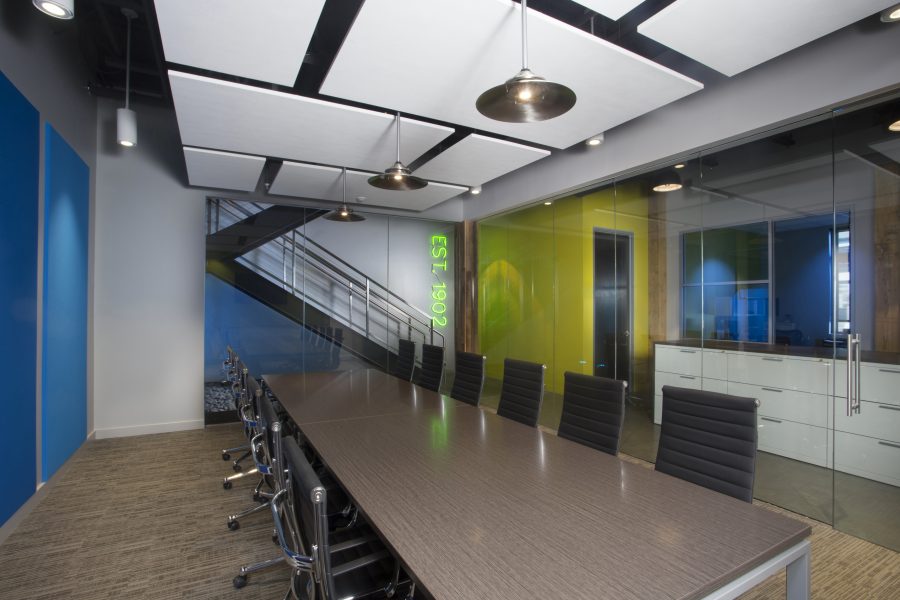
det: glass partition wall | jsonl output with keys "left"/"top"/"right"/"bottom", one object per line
{"left": 477, "top": 93, "right": 900, "bottom": 551}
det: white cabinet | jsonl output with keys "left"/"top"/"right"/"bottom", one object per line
{"left": 727, "top": 353, "right": 829, "bottom": 395}
{"left": 860, "top": 365, "right": 900, "bottom": 407}
{"left": 655, "top": 346, "right": 702, "bottom": 377}
{"left": 757, "top": 416, "right": 830, "bottom": 468}
{"left": 835, "top": 431, "right": 900, "bottom": 487}
{"left": 728, "top": 381, "right": 829, "bottom": 428}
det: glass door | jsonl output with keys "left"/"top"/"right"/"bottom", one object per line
{"left": 832, "top": 96, "right": 900, "bottom": 551}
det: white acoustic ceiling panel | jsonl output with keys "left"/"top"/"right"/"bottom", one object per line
{"left": 571, "top": 1, "right": 646, "bottom": 20}
{"left": 414, "top": 134, "right": 550, "bottom": 186}
{"left": 154, "top": 0, "right": 325, "bottom": 86}
{"left": 638, "top": 0, "right": 894, "bottom": 77}
{"left": 183, "top": 147, "right": 265, "bottom": 192}
{"left": 270, "top": 161, "right": 468, "bottom": 211}
{"left": 169, "top": 72, "right": 454, "bottom": 173}
{"left": 320, "top": 0, "right": 702, "bottom": 150}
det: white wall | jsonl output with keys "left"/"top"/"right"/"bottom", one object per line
{"left": 466, "top": 19, "right": 900, "bottom": 220}
{"left": 92, "top": 98, "right": 206, "bottom": 438}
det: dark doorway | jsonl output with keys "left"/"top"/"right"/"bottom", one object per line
{"left": 594, "top": 230, "right": 631, "bottom": 385}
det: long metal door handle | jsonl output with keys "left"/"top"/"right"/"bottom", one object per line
{"left": 854, "top": 334, "right": 862, "bottom": 415}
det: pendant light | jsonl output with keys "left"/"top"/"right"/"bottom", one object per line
{"left": 33, "top": 0, "right": 74, "bottom": 19}
{"left": 476, "top": 0, "right": 576, "bottom": 123}
{"left": 652, "top": 168, "right": 683, "bottom": 193}
{"left": 117, "top": 8, "right": 138, "bottom": 148}
{"left": 368, "top": 113, "right": 427, "bottom": 191}
{"left": 326, "top": 169, "right": 366, "bottom": 222}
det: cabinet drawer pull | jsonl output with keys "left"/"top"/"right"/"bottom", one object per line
{"left": 878, "top": 404, "right": 900, "bottom": 412}
{"left": 878, "top": 441, "right": 900, "bottom": 450}
{"left": 679, "top": 375, "right": 696, "bottom": 380}
{"left": 762, "top": 357, "right": 783, "bottom": 362}
{"left": 679, "top": 350, "right": 697, "bottom": 354}
{"left": 761, "top": 417, "right": 782, "bottom": 424}
{"left": 761, "top": 387, "right": 782, "bottom": 393}
{"left": 878, "top": 368, "right": 900, "bottom": 374}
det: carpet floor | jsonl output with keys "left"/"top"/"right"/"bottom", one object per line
{"left": 0, "top": 425, "right": 897, "bottom": 599}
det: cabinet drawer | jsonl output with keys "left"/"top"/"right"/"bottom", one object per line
{"left": 729, "top": 382, "right": 828, "bottom": 428}
{"left": 702, "top": 350, "right": 727, "bottom": 377}
{"left": 728, "top": 353, "right": 828, "bottom": 394}
{"left": 835, "top": 401, "right": 900, "bottom": 444}
{"left": 655, "top": 345, "right": 702, "bottom": 376}
{"left": 757, "top": 417, "right": 829, "bottom": 467}
{"left": 655, "top": 371, "right": 702, "bottom": 397}
{"left": 861, "top": 364, "right": 900, "bottom": 406}
{"left": 654, "top": 395, "right": 662, "bottom": 425}
{"left": 702, "top": 378, "right": 728, "bottom": 394}
{"left": 835, "top": 431, "right": 900, "bottom": 487}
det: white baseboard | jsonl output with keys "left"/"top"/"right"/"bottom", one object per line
{"left": 94, "top": 419, "right": 204, "bottom": 439}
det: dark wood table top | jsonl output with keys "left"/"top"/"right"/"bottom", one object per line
{"left": 264, "top": 369, "right": 811, "bottom": 600}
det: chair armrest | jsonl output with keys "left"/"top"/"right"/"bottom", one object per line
{"left": 249, "top": 433, "right": 270, "bottom": 474}
{"left": 270, "top": 490, "right": 315, "bottom": 572}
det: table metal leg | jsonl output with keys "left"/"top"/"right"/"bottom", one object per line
{"left": 785, "top": 543, "right": 810, "bottom": 600}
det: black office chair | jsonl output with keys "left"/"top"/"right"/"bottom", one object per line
{"left": 415, "top": 344, "right": 444, "bottom": 392}
{"left": 557, "top": 372, "right": 626, "bottom": 456}
{"left": 655, "top": 385, "right": 759, "bottom": 503}
{"left": 391, "top": 339, "right": 416, "bottom": 381}
{"left": 269, "top": 436, "right": 414, "bottom": 600}
{"left": 496, "top": 359, "right": 545, "bottom": 428}
{"left": 450, "top": 351, "right": 486, "bottom": 406}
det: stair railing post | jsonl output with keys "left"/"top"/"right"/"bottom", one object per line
{"left": 365, "top": 280, "right": 370, "bottom": 338}
{"left": 348, "top": 281, "right": 353, "bottom": 327}
{"left": 291, "top": 230, "right": 296, "bottom": 293}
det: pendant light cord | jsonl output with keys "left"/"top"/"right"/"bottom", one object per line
{"left": 395, "top": 113, "right": 401, "bottom": 163}
{"left": 125, "top": 12, "right": 132, "bottom": 110}
{"left": 521, "top": 0, "right": 529, "bottom": 71}
{"left": 342, "top": 167, "right": 347, "bottom": 203}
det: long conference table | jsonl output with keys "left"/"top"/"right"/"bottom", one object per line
{"left": 263, "top": 369, "right": 812, "bottom": 600}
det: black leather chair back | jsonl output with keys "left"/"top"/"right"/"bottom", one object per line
{"left": 558, "top": 372, "right": 625, "bottom": 455}
{"left": 656, "top": 385, "right": 758, "bottom": 503}
{"left": 450, "top": 351, "right": 486, "bottom": 406}
{"left": 391, "top": 339, "right": 416, "bottom": 381}
{"left": 497, "top": 359, "right": 545, "bottom": 427}
{"left": 415, "top": 344, "right": 444, "bottom": 392}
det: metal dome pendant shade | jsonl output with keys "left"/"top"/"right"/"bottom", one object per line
{"left": 325, "top": 168, "right": 366, "bottom": 222}
{"left": 476, "top": 0, "right": 576, "bottom": 123}
{"left": 368, "top": 113, "right": 428, "bottom": 191}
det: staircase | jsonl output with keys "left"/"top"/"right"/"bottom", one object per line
{"left": 206, "top": 199, "right": 443, "bottom": 372}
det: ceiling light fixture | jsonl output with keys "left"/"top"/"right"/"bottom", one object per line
{"left": 117, "top": 8, "right": 138, "bottom": 148}
{"left": 674, "top": 163, "right": 685, "bottom": 169}
{"left": 326, "top": 168, "right": 366, "bottom": 222}
{"left": 652, "top": 169, "right": 683, "bottom": 193}
{"left": 476, "top": 0, "right": 576, "bottom": 123}
{"left": 543, "top": 201, "right": 552, "bottom": 206}
{"left": 880, "top": 4, "right": 900, "bottom": 22}
{"left": 469, "top": 186, "right": 482, "bottom": 195}
{"left": 586, "top": 133, "right": 604, "bottom": 147}
{"left": 33, "top": 0, "right": 74, "bottom": 19}
{"left": 368, "top": 113, "right": 427, "bottom": 191}
{"left": 889, "top": 118, "right": 900, "bottom": 132}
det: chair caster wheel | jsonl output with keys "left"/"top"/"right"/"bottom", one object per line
{"left": 272, "top": 534, "right": 279, "bottom": 544}
{"left": 228, "top": 519, "right": 240, "bottom": 531}
{"left": 253, "top": 491, "right": 265, "bottom": 503}
{"left": 233, "top": 575, "right": 247, "bottom": 589}
{"left": 222, "top": 453, "right": 231, "bottom": 461}
{"left": 232, "top": 463, "right": 243, "bottom": 472}
{"left": 223, "top": 480, "right": 232, "bottom": 490}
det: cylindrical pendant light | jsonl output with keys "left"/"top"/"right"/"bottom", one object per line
{"left": 117, "top": 8, "right": 138, "bottom": 148}
{"left": 368, "top": 113, "right": 428, "bottom": 191}
{"left": 33, "top": 0, "right": 74, "bottom": 19}
{"left": 476, "top": 0, "right": 576, "bottom": 123}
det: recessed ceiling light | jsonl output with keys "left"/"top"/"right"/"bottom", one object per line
{"left": 674, "top": 163, "right": 685, "bottom": 169}
{"left": 470, "top": 186, "right": 482, "bottom": 195}
{"left": 586, "top": 133, "right": 604, "bottom": 147}
{"left": 889, "top": 118, "right": 900, "bottom": 132}
{"left": 34, "top": 0, "right": 73, "bottom": 19}
{"left": 880, "top": 4, "right": 900, "bottom": 22}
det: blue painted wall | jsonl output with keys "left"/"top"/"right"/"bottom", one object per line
{"left": 0, "top": 72, "right": 40, "bottom": 525}
{"left": 204, "top": 274, "right": 348, "bottom": 382}
{"left": 42, "top": 125, "right": 89, "bottom": 480}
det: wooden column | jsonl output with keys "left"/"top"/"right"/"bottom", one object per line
{"left": 455, "top": 220, "right": 479, "bottom": 352}
{"left": 647, "top": 194, "right": 668, "bottom": 345}
{"left": 874, "top": 171, "right": 900, "bottom": 353}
